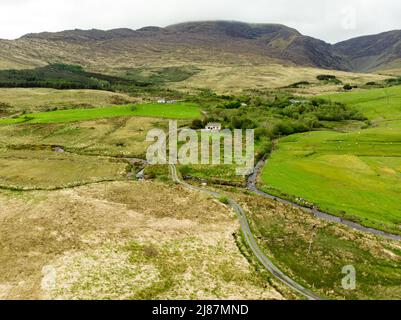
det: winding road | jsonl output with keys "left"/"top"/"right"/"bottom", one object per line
{"left": 169, "top": 164, "right": 324, "bottom": 301}
{"left": 248, "top": 156, "right": 401, "bottom": 242}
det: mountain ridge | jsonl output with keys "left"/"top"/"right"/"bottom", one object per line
{"left": 1, "top": 21, "right": 401, "bottom": 73}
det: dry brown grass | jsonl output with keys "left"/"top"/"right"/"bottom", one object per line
{"left": 0, "top": 37, "right": 388, "bottom": 96}
{"left": 0, "top": 119, "right": 117, "bottom": 149}
{"left": 0, "top": 116, "right": 168, "bottom": 158}
{"left": 170, "top": 63, "right": 389, "bottom": 94}
{"left": 0, "top": 181, "right": 284, "bottom": 300}
{"left": 377, "top": 67, "right": 401, "bottom": 76}
{"left": 0, "top": 88, "right": 136, "bottom": 113}
{"left": 82, "top": 117, "right": 170, "bottom": 157}
{"left": 0, "top": 37, "right": 279, "bottom": 73}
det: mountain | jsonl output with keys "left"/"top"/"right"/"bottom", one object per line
{"left": 1, "top": 21, "right": 401, "bottom": 74}
{"left": 164, "top": 21, "right": 346, "bottom": 70}
{"left": 333, "top": 30, "right": 401, "bottom": 72}
{"left": 0, "top": 21, "right": 348, "bottom": 72}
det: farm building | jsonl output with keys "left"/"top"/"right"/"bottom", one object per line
{"left": 205, "top": 122, "right": 222, "bottom": 132}
{"left": 157, "top": 98, "right": 178, "bottom": 104}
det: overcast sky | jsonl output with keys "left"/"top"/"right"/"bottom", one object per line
{"left": 0, "top": 0, "right": 400, "bottom": 43}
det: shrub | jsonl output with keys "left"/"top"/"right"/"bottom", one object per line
{"left": 272, "top": 120, "right": 312, "bottom": 137}
{"left": 230, "top": 116, "right": 256, "bottom": 129}
{"left": 301, "top": 114, "right": 320, "bottom": 129}
{"left": 254, "top": 127, "right": 270, "bottom": 140}
{"left": 385, "top": 77, "right": 401, "bottom": 84}
{"left": 317, "top": 75, "right": 337, "bottom": 81}
{"left": 190, "top": 119, "right": 204, "bottom": 129}
{"left": 287, "top": 81, "right": 310, "bottom": 88}
{"left": 317, "top": 75, "right": 342, "bottom": 84}
{"left": 223, "top": 101, "right": 242, "bottom": 109}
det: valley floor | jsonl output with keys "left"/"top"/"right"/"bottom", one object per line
{"left": 0, "top": 181, "right": 286, "bottom": 300}
{"left": 0, "top": 83, "right": 401, "bottom": 300}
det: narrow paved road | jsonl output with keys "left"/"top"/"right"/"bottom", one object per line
{"left": 248, "top": 157, "right": 401, "bottom": 242}
{"left": 169, "top": 164, "right": 324, "bottom": 301}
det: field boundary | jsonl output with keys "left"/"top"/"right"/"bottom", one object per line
{"left": 169, "top": 163, "right": 324, "bottom": 300}
{"left": 248, "top": 154, "right": 401, "bottom": 241}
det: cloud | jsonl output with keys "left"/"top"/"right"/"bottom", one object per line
{"left": 0, "top": 0, "right": 400, "bottom": 42}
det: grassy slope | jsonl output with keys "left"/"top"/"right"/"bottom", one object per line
{"left": 0, "top": 117, "right": 169, "bottom": 189}
{"left": 0, "top": 97, "right": 197, "bottom": 189}
{"left": 0, "top": 37, "right": 388, "bottom": 95}
{"left": 0, "top": 88, "right": 135, "bottom": 112}
{"left": 170, "top": 64, "right": 388, "bottom": 94}
{"left": 261, "top": 85, "right": 401, "bottom": 233}
{"left": 323, "top": 85, "right": 401, "bottom": 121}
{"left": 0, "top": 103, "right": 200, "bottom": 124}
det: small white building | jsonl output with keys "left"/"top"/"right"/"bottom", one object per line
{"left": 157, "top": 98, "right": 177, "bottom": 104}
{"left": 290, "top": 99, "right": 308, "bottom": 105}
{"left": 205, "top": 122, "right": 222, "bottom": 132}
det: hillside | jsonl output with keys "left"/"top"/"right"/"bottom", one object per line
{"left": 0, "top": 21, "right": 347, "bottom": 72}
{"left": 164, "top": 21, "right": 347, "bottom": 70}
{"left": 0, "top": 21, "right": 400, "bottom": 93}
{"left": 333, "top": 30, "right": 401, "bottom": 72}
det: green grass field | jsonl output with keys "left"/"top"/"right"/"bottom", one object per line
{"left": 260, "top": 85, "right": 401, "bottom": 234}
{"left": 322, "top": 85, "right": 401, "bottom": 121}
{"left": 0, "top": 102, "right": 200, "bottom": 125}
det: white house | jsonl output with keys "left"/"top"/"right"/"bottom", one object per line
{"left": 157, "top": 98, "right": 177, "bottom": 104}
{"left": 205, "top": 122, "right": 222, "bottom": 132}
